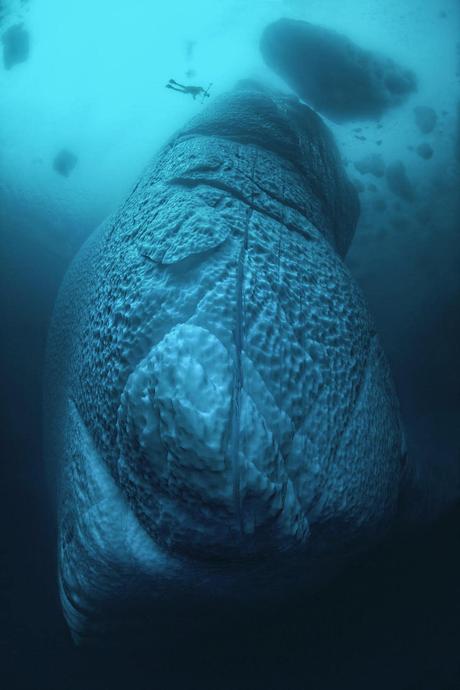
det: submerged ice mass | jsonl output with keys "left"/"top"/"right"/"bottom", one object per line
{"left": 260, "top": 18, "right": 417, "bottom": 123}
{"left": 53, "top": 149, "right": 78, "bottom": 177}
{"left": 2, "top": 22, "right": 29, "bottom": 69}
{"left": 45, "top": 83, "right": 406, "bottom": 642}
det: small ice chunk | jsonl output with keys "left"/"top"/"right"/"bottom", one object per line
{"left": 416, "top": 143, "right": 434, "bottom": 160}
{"left": 386, "top": 161, "right": 415, "bottom": 202}
{"left": 53, "top": 149, "right": 78, "bottom": 177}
{"left": 413, "top": 106, "right": 437, "bottom": 134}
{"left": 2, "top": 23, "right": 29, "bottom": 70}
{"left": 354, "top": 153, "right": 385, "bottom": 178}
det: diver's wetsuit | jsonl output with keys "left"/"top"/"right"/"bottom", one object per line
{"left": 166, "top": 79, "right": 210, "bottom": 100}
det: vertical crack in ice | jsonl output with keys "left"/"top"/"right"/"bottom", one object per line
{"left": 275, "top": 177, "right": 285, "bottom": 487}
{"left": 229, "top": 149, "right": 258, "bottom": 533}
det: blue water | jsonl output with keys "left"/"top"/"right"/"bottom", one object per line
{"left": 1, "top": 0, "right": 459, "bottom": 687}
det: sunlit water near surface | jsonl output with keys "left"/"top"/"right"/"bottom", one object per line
{"left": 1, "top": 0, "right": 459, "bottom": 687}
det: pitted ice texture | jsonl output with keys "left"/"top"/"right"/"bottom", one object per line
{"left": 118, "top": 323, "right": 310, "bottom": 560}
{"left": 45, "top": 86, "right": 404, "bottom": 642}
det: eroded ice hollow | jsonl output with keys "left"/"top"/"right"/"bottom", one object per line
{"left": 45, "top": 83, "right": 405, "bottom": 643}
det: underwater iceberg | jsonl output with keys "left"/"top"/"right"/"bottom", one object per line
{"left": 46, "top": 83, "right": 405, "bottom": 643}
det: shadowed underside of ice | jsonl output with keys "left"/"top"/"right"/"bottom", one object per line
{"left": 260, "top": 18, "right": 417, "bottom": 123}
{"left": 45, "top": 83, "right": 405, "bottom": 643}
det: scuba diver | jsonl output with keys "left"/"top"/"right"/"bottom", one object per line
{"left": 166, "top": 78, "right": 212, "bottom": 103}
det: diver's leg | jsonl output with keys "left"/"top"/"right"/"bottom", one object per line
{"left": 166, "top": 84, "right": 186, "bottom": 93}
{"left": 168, "top": 79, "right": 187, "bottom": 91}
